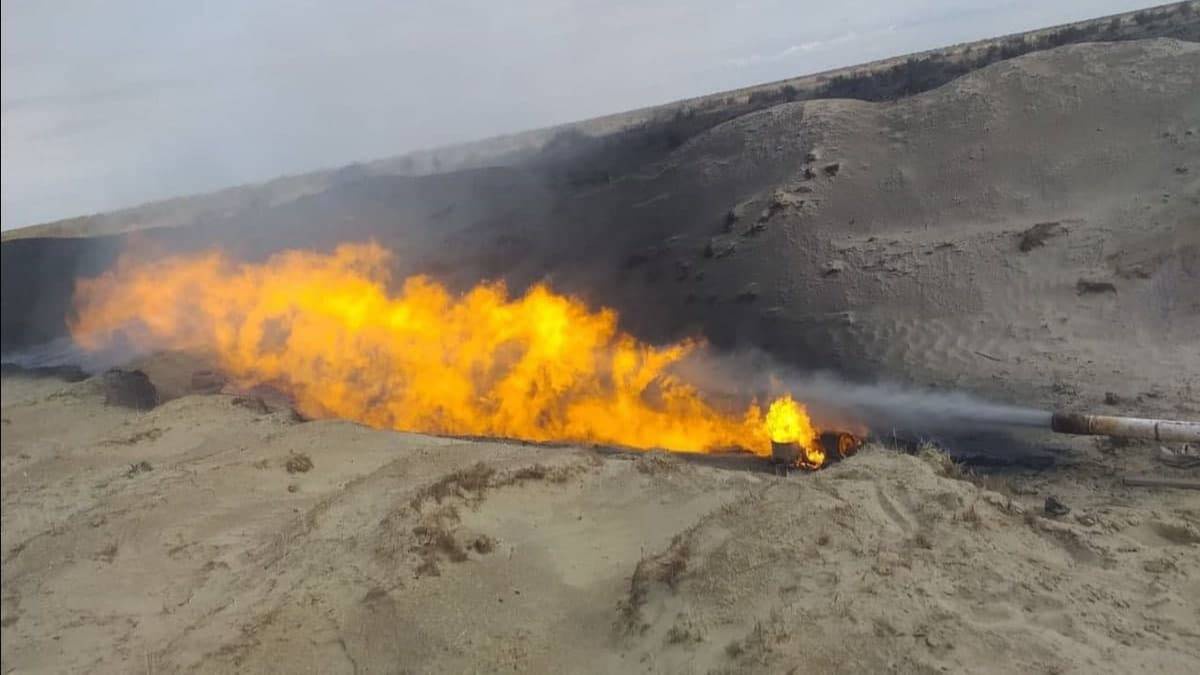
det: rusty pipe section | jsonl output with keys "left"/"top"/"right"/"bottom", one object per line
{"left": 1051, "top": 412, "right": 1200, "bottom": 443}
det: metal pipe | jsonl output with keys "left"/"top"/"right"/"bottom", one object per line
{"left": 1050, "top": 412, "right": 1200, "bottom": 443}
{"left": 771, "top": 432, "right": 862, "bottom": 470}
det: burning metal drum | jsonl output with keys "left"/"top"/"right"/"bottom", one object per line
{"left": 771, "top": 431, "right": 863, "bottom": 471}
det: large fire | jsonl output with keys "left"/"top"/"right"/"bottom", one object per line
{"left": 70, "top": 242, "right": 829, "bottom": 464}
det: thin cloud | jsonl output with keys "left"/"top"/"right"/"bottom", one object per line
{"left": 724, "top": 30, "right": 872, "bottom": 68}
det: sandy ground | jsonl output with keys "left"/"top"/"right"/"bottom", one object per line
{"left": 2, "top": 38, "right": 1199, "bottom": 674}
{"left": 2, "top": 363, "right": 1199, "bottom": 674}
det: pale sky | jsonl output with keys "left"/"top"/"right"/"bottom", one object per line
{"left": 1, "top": 0, "right": 1153, "bottom": 229}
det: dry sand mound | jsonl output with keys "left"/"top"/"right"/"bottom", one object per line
{"left": 3, "top": 372, "right": 1198, "bottom": 674}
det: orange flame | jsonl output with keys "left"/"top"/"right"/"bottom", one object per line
{"left": 765, "top": 395, "right": 826, "bottom": 468}
{"left": 70, "top": 242, "right": 826, "bottom": 458}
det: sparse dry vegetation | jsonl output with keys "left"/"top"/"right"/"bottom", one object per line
{"left": 634, "top": 452, "right": 684, "bottom": 475}
{"left": 414, "top": 523, "right": 468, "bottom": 562}
{"left": 94, "top": 542, "right": 119, "bottom": 563}
{"left": 972, "top": 473, "right": 1016, "bottom": 496}
{"left": 618, "top": 530, "right": 695, "bottom": 634}
{"left": 284, "top": 453, "right": 313, "bottom": 474}
{"left": 496, "top": 462, "right": 581, "bottom": 486}
{"left": 917, "top": 442, "right": 965, "bottom": 479}
{"left": 957, "top": 502, "right": 985, "bottom": 529}
{"left": 1018, "top": 221, "right": 1066, "bottom": 252}
{"left": 725, "top": 615, "right": 789, "bottom": 664}
{"left": 917, "top": 443, "right": 1022, "bottom": 499}
{"left": 232, "top": 396, "right": 271, "bottom": 414}
{"left": 665, "top": 617, "right": 704, "bottom": 645}
{"left": 470, "top": 534, "right": 496, "bottom": 554}
{"left": 402, "top": 461, "right": 588, "bottom": 576}
{"left": 410, "top": 462, "right": 496, "bottom": 510}
{"left": 126, "top": 461, "right": 153, "bottom": 478}
{"left": 409, "top": 502, "right": 470, "bottom": 577}
{"left": 411, "top": 460, "right": 586, "bottom": 513}
{"left": 104, "top": 427, "right": 164, "bottom": 446}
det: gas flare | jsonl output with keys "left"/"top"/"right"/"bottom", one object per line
{"left": 765, "top": 394, "right": 826, "bottom": 468}
{"left": 70, "top": 242, "right": 826, "bottom": 461}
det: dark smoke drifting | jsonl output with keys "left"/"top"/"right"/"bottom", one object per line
{"left": 776, "top": 371, "right": 1051, "bottom": 433}
{"left": 1, "top": 336, "right": 134, "bottom": 374}
{"left": 675, "top": 348, "right": 1051, "bottom": 436}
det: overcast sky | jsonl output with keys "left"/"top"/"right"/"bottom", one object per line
{"left": 1, "top": 0, "right": 1153, "bottom": 229}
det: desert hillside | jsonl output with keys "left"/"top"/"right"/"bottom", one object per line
{"left": 4, "top": 39, "right": 1197, "bottom": 414}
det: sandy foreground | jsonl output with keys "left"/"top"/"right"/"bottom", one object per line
{"left": 2, "top": 361, "right": 1198, "bottom": 674}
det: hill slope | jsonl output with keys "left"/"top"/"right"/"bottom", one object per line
{"left": 4, "top": 39, "right": 1197, "bottom": 416}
